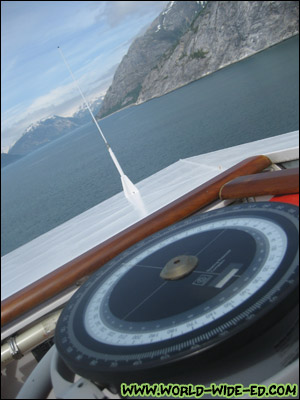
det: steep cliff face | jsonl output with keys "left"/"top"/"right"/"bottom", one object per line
{"left": 97, "top": 1, "right": 207, "bottom": 118}
{"left": 97, "top": 1, "right": 299, "bottom": 119}
{"left": 137, "top": 1, "right": 299, "bottom": 103}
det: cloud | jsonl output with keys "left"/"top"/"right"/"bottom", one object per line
{"left": 1, "top": 65, "right": 116, "bottom": 151}
{"left": 1, "top": 1, "right": 168, "bottom": 151}
{"left": 1, "top": 1, "right": 103, "bottom": 51}
{"left": 27, "top": 82, "right": 77, "bottom": 114}
{"left": 100, "top": 1, "right": 168, "bottom": 27}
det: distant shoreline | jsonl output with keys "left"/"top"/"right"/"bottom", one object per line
{"left": 98, "top": 34, "right": 299, "bottom": 121}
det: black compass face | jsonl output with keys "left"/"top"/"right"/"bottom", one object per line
{"left": 55, "top": 202, "right": 299, "bottom": 385}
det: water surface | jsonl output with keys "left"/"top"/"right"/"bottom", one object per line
{"left": 1, "top": 36, "right": 299, "bottom": 255}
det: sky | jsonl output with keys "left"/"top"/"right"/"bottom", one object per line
{"left": 1, "top": 1, "right": 168, "bottom": 152}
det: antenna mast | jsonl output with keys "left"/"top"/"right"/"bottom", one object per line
{"left": 57, "top": 46, "right": 139, "bottom": 199}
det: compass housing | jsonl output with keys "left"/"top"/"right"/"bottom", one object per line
{"left": 55, "top": 202, "right": 299, "bottom": 387}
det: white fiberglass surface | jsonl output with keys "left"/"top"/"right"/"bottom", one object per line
{"left": 1, "top": 131, "right": 298, "bottom": 301}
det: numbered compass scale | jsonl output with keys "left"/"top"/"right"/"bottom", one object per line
{"left": 55, "top": 201, "right": 299, "bottom": 387}
{"left": 2, "top": 156, "right": 298, "bottom": 327}
{"left": 1, "top": 148, "right": 299, "bottom": 400}
{"left": 1, "top": 156, "right": 298, "bottom": 380}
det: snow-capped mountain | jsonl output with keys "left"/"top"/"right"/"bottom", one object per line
{"left": 8, "top": 97, "right": 103, "bottom": 156}
{"left": 8, "top": 116, "right": 80, "bottom": 156}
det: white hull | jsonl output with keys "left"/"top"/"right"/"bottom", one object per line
{"left": 1, "top": 131, "right": 299, "bottom": 399}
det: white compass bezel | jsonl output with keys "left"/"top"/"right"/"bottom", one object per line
{"left": 84, "top": 217, "right": 287, "bottom": 346}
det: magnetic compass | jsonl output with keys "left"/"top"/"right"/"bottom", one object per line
{"left": 55, "top": 202, "right": 299, "bottom": 386}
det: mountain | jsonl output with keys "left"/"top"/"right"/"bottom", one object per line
{"left": 96, "top": 1, "right": 299, "bottom": 119}
{"left": 8, "top": 116, "right": 79, "bottom": 156}
{"left": 1, "top": 153, "right": 23, "bottom": 169}
{"left": 97, "top": 1, "right": 207, "bottom": 118}
{"left": 8, "top": 97, "right": 103, "bottom": 156}
{"left": 71, "top": 96, "right": 103, "bottom": 125}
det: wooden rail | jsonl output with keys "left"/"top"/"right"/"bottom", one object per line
{"left": 1, "top": 155, "right": 271, "bottom": 326}
{"left": 219, "top": 167, "right": 299, "bottom": 199}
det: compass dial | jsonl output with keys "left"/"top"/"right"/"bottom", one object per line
{"left": 55, "top": 202, "right": 298, "bottom": 385}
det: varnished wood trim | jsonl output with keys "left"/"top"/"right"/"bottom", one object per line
{"left": 1, "top": 155, "right": 271, "bottom": 326}
{"left": 219, "top": 167, "right": 299, "bottom": 199}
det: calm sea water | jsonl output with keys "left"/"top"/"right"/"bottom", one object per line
{"left": 1, "top": 36, "right": 299, "bottom": 256}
